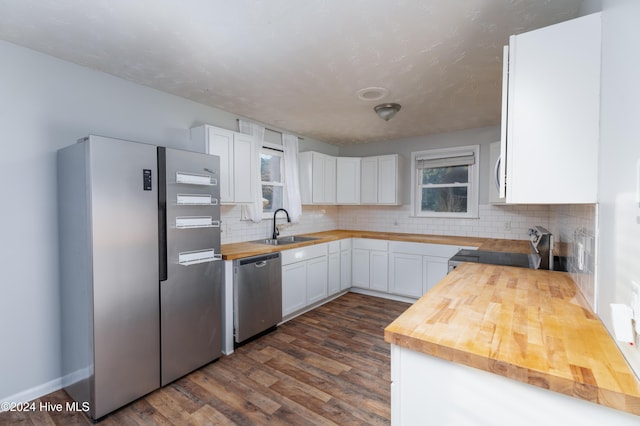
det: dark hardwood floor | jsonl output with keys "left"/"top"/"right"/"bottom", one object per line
{"left": 0, "top": 293, "right": 410, "bottom": 425}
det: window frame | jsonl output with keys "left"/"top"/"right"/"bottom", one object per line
{"left": 410, "top": 145, "right": 480, "bottom": 219}
{"left": 259, "top": 142, "right": 285, "bottom": 217}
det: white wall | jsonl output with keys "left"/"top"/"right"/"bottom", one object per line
{"left": 598, "top": 0, "right": 640, "bottom": 376}
{"left": 0, "top": 40, "right": 336, "bottom": 403}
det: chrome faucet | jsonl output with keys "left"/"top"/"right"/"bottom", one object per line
{"left": 272, "top": 208, "right": 291, "bottom": 240}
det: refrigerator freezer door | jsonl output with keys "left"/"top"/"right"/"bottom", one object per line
{"left": 88, "top": 136, "right": 161, "bottom": 419}
{"left": 160, "top": 147, "right": 222, "bottom": 386}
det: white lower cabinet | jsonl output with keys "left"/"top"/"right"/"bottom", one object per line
{"left": 352, "top": 239, "right": 389, "bottom": 291}
{"left": 370, "top": 251, "right": 389, "bottom": 292}
{"left": 282, "top": 262, "right": 308, "bottom": 317}
{"left": 328, "top": 241, "right": 341, "bottom": 296}
{"left": 388, "top": 241, "right": 475, "bottom": 298}
{"left": 391, "top": 344, "right": 639, "bottom": 426}
{"left": 389, "top": 253, "right": 423, "bottom": 298}
{"left": 340, "top": 239, "right": 352, "bottom": 290}
{"left": 281, "top": 238, "right": 474, "bottom": 318}
{"left": 306, "top": 256, "right": 328, "bottom": 304}
{"left": 281, "top": 243, "right": 328, "bottom": 318}
{"left": 352, "top": 248, "right": 370, "bottom": 288}
{"left": 423, "top": 257, "right": 449, "bottom": 293}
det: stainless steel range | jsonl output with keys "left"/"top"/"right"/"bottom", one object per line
{"left": 448, "top": 226, "right": 556, "bottom": 272}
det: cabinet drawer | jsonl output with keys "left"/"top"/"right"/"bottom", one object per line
{"left": 281, "top": 243, "right": 328, "bottom": 265}
{"left": 389, "top": 241, "right": 475, "bottom": 258}
{"left": 340, "top": 238, "right": 352, "bottom": 251}
{"left": 353, "top": 238, "right": 388, "bottom": 251}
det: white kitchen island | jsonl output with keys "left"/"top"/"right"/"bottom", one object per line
{"left": 385, "top": 263, "right": 640, "bottom": 424}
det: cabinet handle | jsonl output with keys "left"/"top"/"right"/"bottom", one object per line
{"left": 494, "top": 156, "right": 502, "bottom": 192}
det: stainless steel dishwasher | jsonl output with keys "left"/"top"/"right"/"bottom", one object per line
{"left": 233, "top": 252, "right": 282, "bottom": 344}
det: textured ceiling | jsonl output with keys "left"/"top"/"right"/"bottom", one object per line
{"left": 0, "top": 0, "right": 583, "bottom": 144}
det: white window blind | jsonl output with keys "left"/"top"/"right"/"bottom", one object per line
{"left": 416, "top": 151, "right": 475, "bottom": 169}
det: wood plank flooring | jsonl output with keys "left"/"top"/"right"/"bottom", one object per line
{"left": 0, "top": 293, "right": 410, "bottom": 425}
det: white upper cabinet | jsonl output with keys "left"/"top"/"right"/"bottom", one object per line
{"left": 299, "top": 152, "right": 400, "bottom": 206}
{"left": 360, "top": 157, "right": 378, "bottom": 204}
{"left": 190, "top": 124, "right": 256, "bottom": 204}
{"left": 361, "top": 154, "right": 401, "bottom": 205}
{"left": 299, "top": 151, "right": 336, "bottom": 205}
{"left": 336, "top": 157, "right": 361, "bottom": 204}
{"left": 500, "top": 13, "right": 601, "bottom": 204}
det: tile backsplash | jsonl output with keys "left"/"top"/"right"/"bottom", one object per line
{"left": 338, "top": 204, "right": 551, "bottom": 240}
{"left": 548, "top": 204, "right": 597, "bottom": 311}
{"left": 221, "top": 201, "right": 598, "bottom": 311}
{"left": 220, "top": 204, "right": 339, "bottom": 244}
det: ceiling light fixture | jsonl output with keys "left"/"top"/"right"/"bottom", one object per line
{"left": 374, "top": 103, "right": 401, "bottom": 121}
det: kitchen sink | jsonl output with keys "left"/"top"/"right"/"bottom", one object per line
{"left": 253, "top": 235, "right": 320, "bottom": 246}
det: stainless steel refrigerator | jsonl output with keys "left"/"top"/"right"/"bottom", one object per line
{"left": 58, "top": 135, "right": 222, "bottom": 420}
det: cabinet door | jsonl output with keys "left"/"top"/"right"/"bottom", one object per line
{"left": 336, "top": 157, "right": 361, "bottom": 204}
{"left": 328, "top": 252, "right": 340, "bottom": 296}
{"left": 378, "top": 155, "right": 398, "bottom": 204}
{"left": 369, "top": 250, "right": 388, "bottom": 292}
{"left": 423, "top": 257, "right": 449, "bottom": 294}
{"left": 505, "top": 13, "right": 600, "bottom": 203}
{"left": 323, "top": 155, "right": 336, "bottom": 204}
{"left": 352, "top": 248, "right": 370, "bottom": 288}
{"left": 232, "top": 133, "right": 255, "bottom": 204}
{"left": 310, "top": 153, "right": 336, "bottom": 204}
{"left": 360, "top": 157, "right": 378, "bottom": 204}
{"left": 298, "top": 152, "right": 313, "bottom": 205}
{"left": 340, "top": 250, "right": 351, "bottom": 290}
{"left": 307, "top": 256, "right": 328, "bottom": 304}
{"left": 282, "top": 262, "right": 307, "bottom": 317}
{"left": 206, "top": 127, "right": 234, "bottom": 203}
{"left": 389, "top": 253, "right": 423, "bottom": 298}
{"left": 340, "top": 249, "right": 351, "bottom": 290}
{"left": 311, "top": 153, "right": 325, "bottom": 204}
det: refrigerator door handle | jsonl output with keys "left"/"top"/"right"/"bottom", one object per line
{"left": 158, "top": 147, "right": 168, "bottom": 281}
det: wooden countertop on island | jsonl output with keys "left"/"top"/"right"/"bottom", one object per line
{"left": 221, "top": 230, "right": 531, "bottom": 260}
{"left": 384, "top": 262, "right": 640, "bottom": 416}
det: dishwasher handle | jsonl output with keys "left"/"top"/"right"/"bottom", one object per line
{"left": 237, "top": 252, "right": 281, "bottom": 266}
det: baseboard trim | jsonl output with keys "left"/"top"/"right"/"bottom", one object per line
{"left": 0, "top": 367, "right": 93, "bottom": 412}
{"left": 348, "top": 288, "right": 418, "bottom": 304}
{"left": 1, "top": 377, "right": 63, "bottom": 411}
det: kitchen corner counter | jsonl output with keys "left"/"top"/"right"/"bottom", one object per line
{"left": 221, "top": 230, "right": 531, "bottom": 260}
{"left": 384, "top": 262, "right": 640, "bottom": 416}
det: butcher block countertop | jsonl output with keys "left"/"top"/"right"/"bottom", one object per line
{"left": 221, "top": 230, "right": 531, "bottom": 260}
{"left": 384, "top": 262, "right": 640, "bottom": 416}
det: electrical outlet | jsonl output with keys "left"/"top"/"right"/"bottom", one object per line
{"left": 504, "top": 221, "right": 511, "bottom": 231}
{"left": 632, "top": 280, "right": 640, "bottom": 334}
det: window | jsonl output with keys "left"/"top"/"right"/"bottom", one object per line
{"left": 411, "top": 145, "right": 479, "bottom": 218}
{"left": 260, "top": 145, "right": 284, "bottom": 214}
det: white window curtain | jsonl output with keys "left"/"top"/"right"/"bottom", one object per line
{"left": 238, "top": 119, "right": 265, "bottom": 223}
{"left": 282, "top": 133, "right": 302, "bottom": 223}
